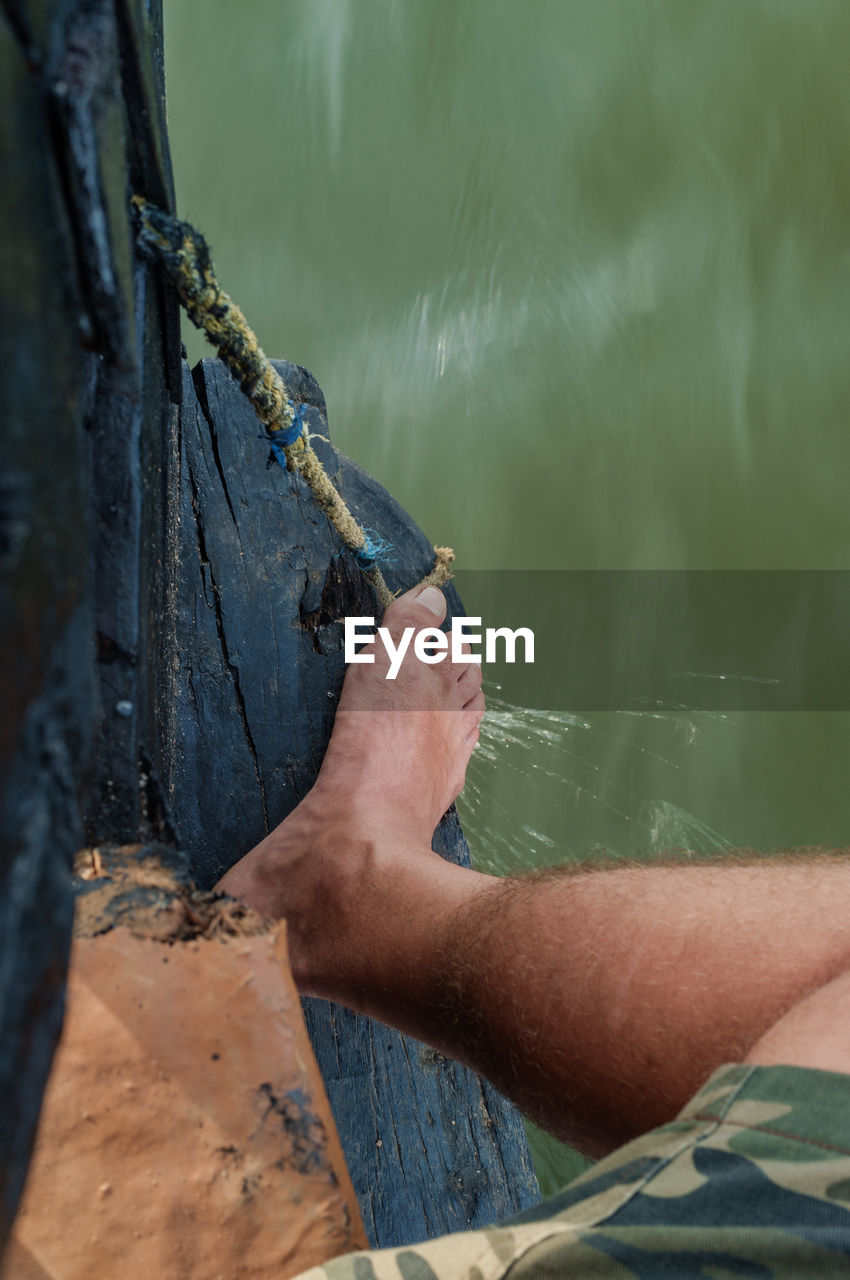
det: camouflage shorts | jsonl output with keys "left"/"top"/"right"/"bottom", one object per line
{"left": 298, "top": 1063, "right": 850, "bottom": 1279}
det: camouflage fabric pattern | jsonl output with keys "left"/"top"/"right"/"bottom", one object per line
{"left": 296, "top": 1064, "right": 850, "bottom": 1279}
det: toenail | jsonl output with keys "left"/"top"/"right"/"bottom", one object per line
{"left": 417, "top": 586, "right": 444, "bottom": 617}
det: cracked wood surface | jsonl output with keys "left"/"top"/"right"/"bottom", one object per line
{"left": 169, "top": 357, "right": 540, "bottom": 1245}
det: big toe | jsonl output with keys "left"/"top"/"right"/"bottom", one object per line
{"left": 383, "top": 584, "right": 447, "bottom": 633}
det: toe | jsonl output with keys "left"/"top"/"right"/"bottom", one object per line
{"left": 382, "top": 584, "right": 447, "bottom": 635}
{"left": 452, "top": 635, "right": 482, "bottom": 695}
{"left": 462, "top": 687, "right": 485, "bottom": 737}
{"left": 457, "top": 658, "right": 483, "bottom": 691}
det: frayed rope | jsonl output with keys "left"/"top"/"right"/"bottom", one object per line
{"left": 131, "top": 196, "right": 453, "bottom": 609}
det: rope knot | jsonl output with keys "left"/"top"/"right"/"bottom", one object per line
{"left": 265, "top": 403, "right": 308, "bottom": 469}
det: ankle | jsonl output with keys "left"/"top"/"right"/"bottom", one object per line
{"left": 259, "top": 802, "right": 379, "bottom": 998}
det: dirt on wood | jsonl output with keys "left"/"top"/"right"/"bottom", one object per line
{"left": 1, "top": 846, "right": 366, "bottom": 1279}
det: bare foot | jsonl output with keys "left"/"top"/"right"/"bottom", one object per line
{"left": 216, "top": 585, "right": 484, "bottom": 997}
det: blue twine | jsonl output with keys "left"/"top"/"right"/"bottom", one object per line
{"left": 355, "top": 528, "right": 396, "bottom": 570}
{"left": 264, "top": 402, "right": 308, "bottom": 469}
{"left": 258, "top": 410, "right": 393, "bottom": 572}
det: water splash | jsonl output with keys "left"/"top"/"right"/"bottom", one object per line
{"left": 458, "top": 685, "right": 732, "bottom": 877}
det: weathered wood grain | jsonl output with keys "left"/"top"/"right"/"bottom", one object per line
{"left": 169, "top": 358, "right": 540, "bottom": 1244}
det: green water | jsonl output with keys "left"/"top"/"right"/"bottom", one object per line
{"left": 164, "top": 1, "right": 850, "bottom": 1194}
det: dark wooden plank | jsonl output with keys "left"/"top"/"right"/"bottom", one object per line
{"left": 80, "top": 0, "right": 180, "bottom": 845}
{"left": 0, "top": 0, "right": 177, "bottom": 1246}
{"left": 169, "top": 357, "right": 540, "bottom": 1245}
{"left": 0, "top": 7, "right": 92, "bottom": 1241}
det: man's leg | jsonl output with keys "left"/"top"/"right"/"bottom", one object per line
{"left": 219, "top": 586, "right": 850, "bottom": 1158}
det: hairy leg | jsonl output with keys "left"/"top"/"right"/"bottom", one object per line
{"left": 219, "top": 587, "right": 850, "bottom": 1157}
{"left": 434, "top": 857, "right": 850, "bottom": 1154}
